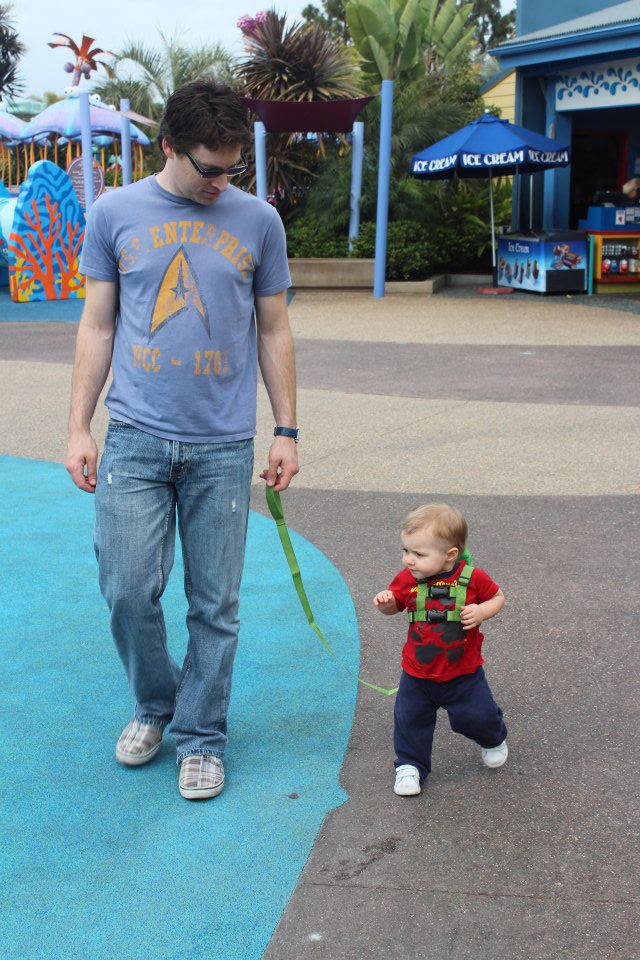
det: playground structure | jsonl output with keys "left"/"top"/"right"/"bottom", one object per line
{"left": 0, "top": 90, "right": 152, "bottom": 303}
{"left": 0, "top": 110, "right": 28, "bottom": 189}
{"left": 0, "top": 160, "right": 85, "bottom": 302}
{"left": 18, "top": 90, "right": 150, "bottom": 185}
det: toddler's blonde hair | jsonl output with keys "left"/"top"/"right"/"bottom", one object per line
{"left": 402, "top": 502, "right": 468, "bottom": 554}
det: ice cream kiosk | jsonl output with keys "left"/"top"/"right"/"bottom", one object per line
{"left": 497, "top": 230, "right": 588, "bottom": 294}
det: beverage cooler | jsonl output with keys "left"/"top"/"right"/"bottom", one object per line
{"left": 589, "top": 231, "right": 640, "bottom": 295}
{"left": 496, "top": 231, "right": 588, "bottom": 294}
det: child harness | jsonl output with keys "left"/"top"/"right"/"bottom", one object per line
{"left": 408, "top": 563, "right": 474, "bottom": 624}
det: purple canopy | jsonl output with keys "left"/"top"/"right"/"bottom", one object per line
{"left": 20, "top": 94, "right": 150, "bottom": 145}
{"left": 0, "top": 110, "right": 26, "bottom": 141}
{"left": 244, "top": 97, "right": 372, "bottom": 133}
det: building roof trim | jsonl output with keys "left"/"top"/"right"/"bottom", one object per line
{"left": 492, "top": 1, "right": 640, "bottom": 55}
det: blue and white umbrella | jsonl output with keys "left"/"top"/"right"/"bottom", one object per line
{"left": 410, "top": 112, "right": 571, "bottom": 273}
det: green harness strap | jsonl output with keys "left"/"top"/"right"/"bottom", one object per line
{"left": 265, "top": 485, "right": 398, "bottom": 696}
{"left": 409, "top": 563, "right": 474, "bottom": 623}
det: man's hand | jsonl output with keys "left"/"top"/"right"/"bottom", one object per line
{"left": 66, "top": 429, "right": 99, "bottom": 493}
{"left": 65, "top": 276, "right": 117, "bottom": 493}
{"left": 373, "top": 590, "right": 398, "bottom": 615}
{"left": 259, "top": 436, "right": 299, "bottom": 492}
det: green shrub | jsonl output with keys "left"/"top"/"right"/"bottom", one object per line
{"left": 351, "top": 221, "right": 434, "bottom": 280}
{"left": 285, "top": 220, "right": 349, "bottom": 259}
{"left": 285, "top": 216, "right": 495, "bottom": 280}
{"left": 286, "top": 219, "right": 435, "bottom": 280}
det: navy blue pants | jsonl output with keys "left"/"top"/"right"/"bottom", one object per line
{"left": 394, "top": 667, "right": 507, "bottom": 780}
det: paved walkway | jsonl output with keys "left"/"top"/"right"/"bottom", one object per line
{"left": 1, "top": 288, "right": 639, "bottom": 959}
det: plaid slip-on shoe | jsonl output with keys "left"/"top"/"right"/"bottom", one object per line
{"left": 115, "top": 718, "right": 164, "bottom": 767}
{"left": 179, "top": 754, "right": 225, "bottom": 800}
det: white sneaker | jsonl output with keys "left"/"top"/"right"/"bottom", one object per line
{"left": 394, "top": 764, "right": 421, "bottom": 796}
{"left": 481, "top": 739, "right": 508, "bottom": 768}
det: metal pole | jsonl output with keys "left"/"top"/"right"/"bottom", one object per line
{"left": 254, "top": 121, "right": 267, "bottom": 201}
{"left": 120, "top": 98, "right": 132, "bottom": 186}
{"left": 349, "top": 121, "right": 364, "bottom": 251}
{"left": 529, "top": 173, "right": 533, "bottom": 230}
{"left": 79, "top": 91, "right": 94, "bottom": 211}
{"left": 373, "top": 79, "right": 393, "bottom": 298}
{"left": 489, "top": 171, "right": 497, "bottom": 285}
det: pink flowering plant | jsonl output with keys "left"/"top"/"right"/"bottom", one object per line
{"left": 237, "top": 12, "right": 269, "bottom": 40}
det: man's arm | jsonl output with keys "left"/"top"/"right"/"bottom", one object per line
{"left": 65, "top": 276, "right": 118, "bottom": 493}
{"left": 255, "top": 289, "right": 299, "bottom": 492}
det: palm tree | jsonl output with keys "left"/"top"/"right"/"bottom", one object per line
{"left": 0, "top": 3, "right": 25, "bottom": 98}
{"left": 92, "top": 31, "right": 234, "bottom": 120}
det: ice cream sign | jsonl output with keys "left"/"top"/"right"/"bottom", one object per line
{"left": 462, "top": 149, "right": 525, "bottom": 168}
{"left": 412, "top": 148, "right": 569, "bottom": 173}
{"left": 459, "top": 149, "right": 568, "bottom": 169}
{"left": 412, "top": 154, "right": 457, "bottom": 174}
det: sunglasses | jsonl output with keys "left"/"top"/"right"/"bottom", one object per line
{"left": 184, "top": 150, "right": 248, "bottom": 179}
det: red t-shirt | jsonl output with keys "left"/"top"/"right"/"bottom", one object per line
{"left": 389, "top": 561, "right": 500, "bottom": 682}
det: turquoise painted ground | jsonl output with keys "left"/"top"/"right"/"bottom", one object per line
{"left": 0, "top": 456, "right": 358, "bottom": 960}
{"left": 0, "top": 289, "right": 294, "bottom": 321}
{"left": 0, "top": 291, "right": 84, "bottom": 321}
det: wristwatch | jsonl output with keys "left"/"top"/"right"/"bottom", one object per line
{"left": 274, "top": 426, "right": 300, "bottom": 443}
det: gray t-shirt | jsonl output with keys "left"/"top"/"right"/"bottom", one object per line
{"left": 80, "top": 176, "right": 291, "bottom": 442}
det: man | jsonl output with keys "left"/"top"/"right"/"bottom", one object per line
{"left": 66, "top": 79, "right": 299, "bottom": 801}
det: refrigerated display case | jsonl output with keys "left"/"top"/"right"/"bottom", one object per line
{"left": 496, "top": 231, "right": 587, "bottom": 294}
{"left": 588, "top": 232, "right": 640, "bottom": 294}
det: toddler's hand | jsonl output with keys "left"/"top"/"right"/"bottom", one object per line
{"left": 460, "top": 603, "right": 483, "bottom": 630}
{"left": 373, "top": 590, "right": 397, "bottom": 614}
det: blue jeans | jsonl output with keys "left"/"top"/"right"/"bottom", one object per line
{"left": 94, "top": 419, "right": 254, "bottom": 762}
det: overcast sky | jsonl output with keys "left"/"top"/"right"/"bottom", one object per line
{"left": 12, "top": 0, "right": 310, "bottom": 99}
{"left": 12, "top": 0, "right": 515, "bottom": 102}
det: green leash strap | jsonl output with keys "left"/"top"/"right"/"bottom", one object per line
{"left": 265, "top": 485, "right": 398, "bottom": 696}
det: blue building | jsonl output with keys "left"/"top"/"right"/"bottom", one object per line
{"left": 491, "top": 1, "right": 640, "bottom": 230}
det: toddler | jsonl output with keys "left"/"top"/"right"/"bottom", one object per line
{"left": 374, "top": 503, "right": 507, "bottom": 796}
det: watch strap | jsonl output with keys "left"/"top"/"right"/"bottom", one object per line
{"left": 274, "top": 426, "right": 300, "bottom": 442}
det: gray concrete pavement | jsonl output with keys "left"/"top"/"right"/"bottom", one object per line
{"left": 2, "top": 288, "right": 639, "bottom": 959}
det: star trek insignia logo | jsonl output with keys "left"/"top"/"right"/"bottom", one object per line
{"left": 149, "top": 246, "right": 210, "bottom": 340}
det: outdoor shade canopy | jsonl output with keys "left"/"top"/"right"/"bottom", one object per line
{"left": 19, "top": 94, "right": 150, "bottom": 145}
{"left": 244, "top": 97, "right": 373, "bottom": 133}
{"left": 410, "top": 112, "right": 571, "bottom": 279}
{"left": 0, "top": 110, "right": 26, "bottom": 141}
{"left": 410, "top": 112, "right": 570, "bottom": 179}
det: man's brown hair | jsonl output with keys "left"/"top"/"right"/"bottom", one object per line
{"left": 158, "top": 78, "right": 251, "bottom": 153}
